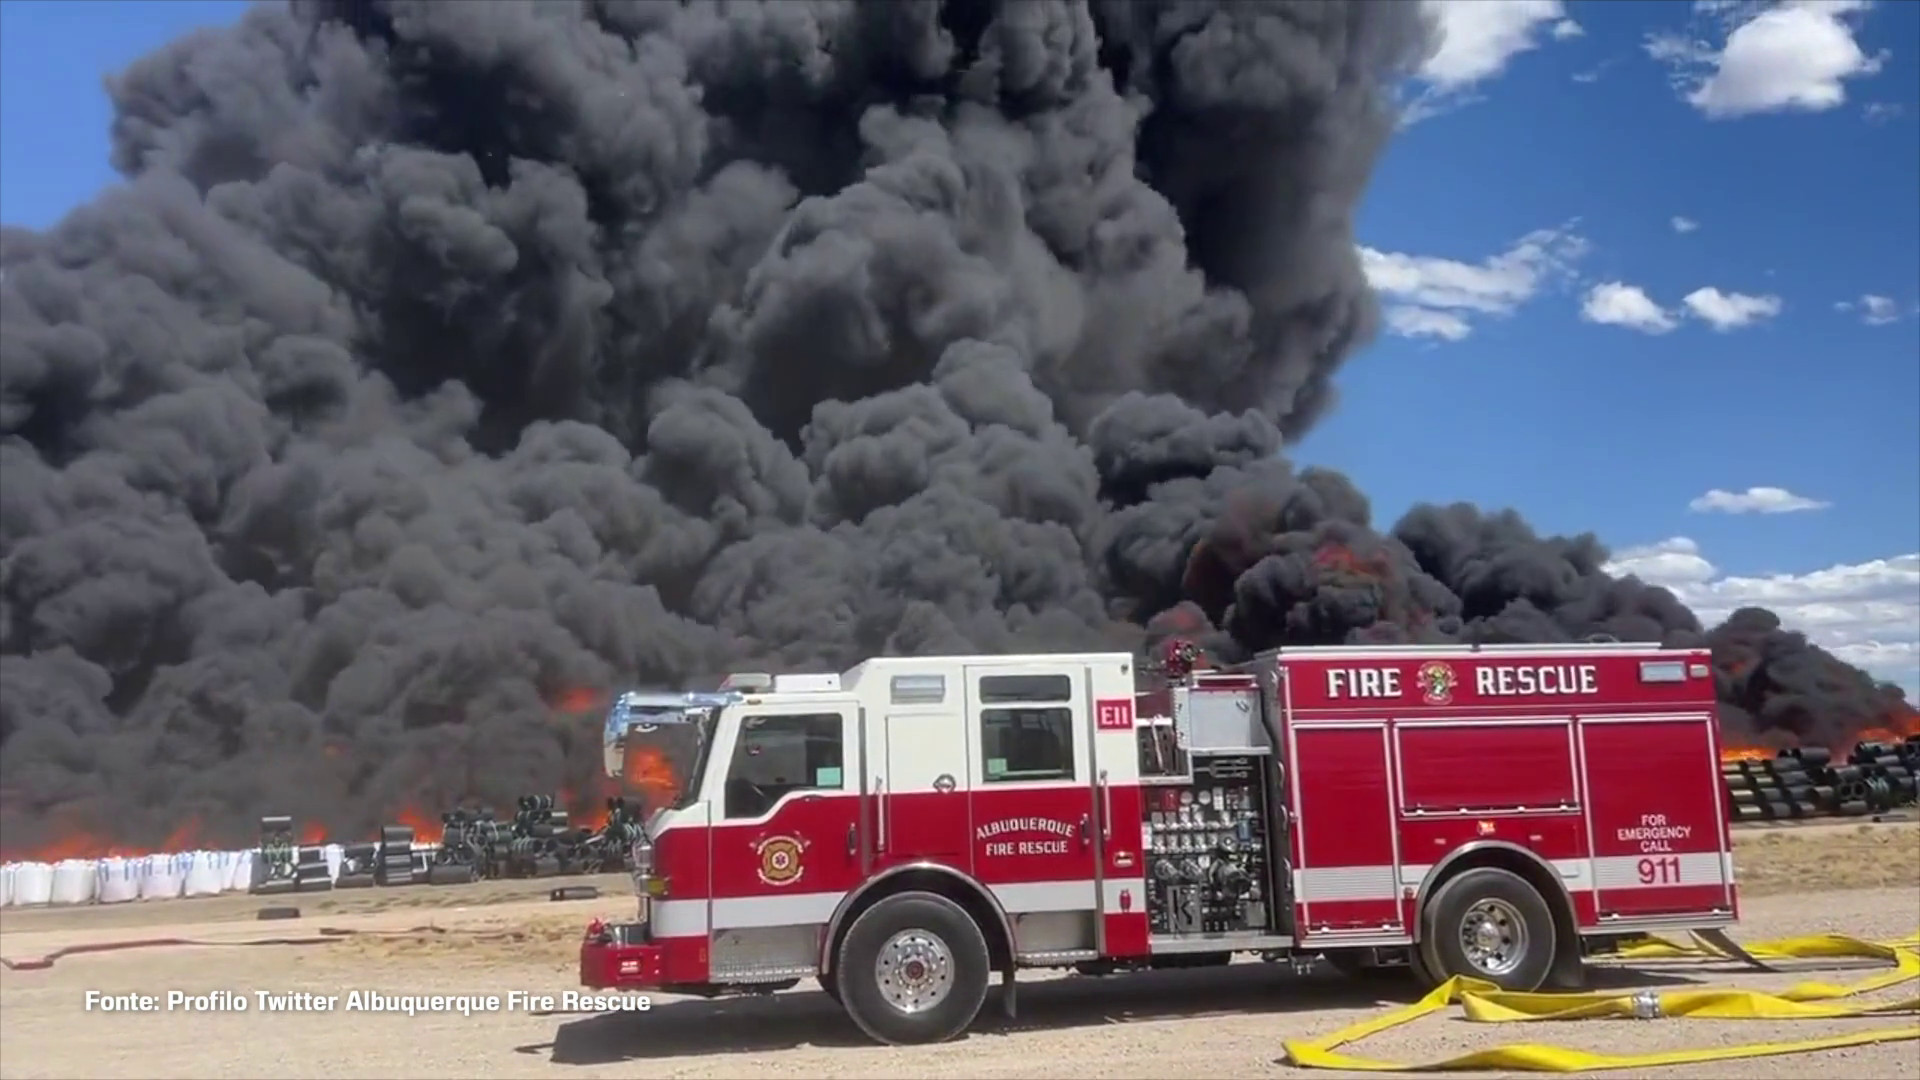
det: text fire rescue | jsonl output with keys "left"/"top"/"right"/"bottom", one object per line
{"left": 1325, "top": 663, "right": 1600, "bottom": 699}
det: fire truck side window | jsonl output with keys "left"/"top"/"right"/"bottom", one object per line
{"left": 723, "top": 712, "right": 845, "bottom": 820}
{"left": 979, "top": 707, "right": 1075, "bottom": 783}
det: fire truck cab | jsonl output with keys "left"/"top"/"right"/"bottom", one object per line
{"left": 581, "top": 639, "right": 1737, "bottom": 1045}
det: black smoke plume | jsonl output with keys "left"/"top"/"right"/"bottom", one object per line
{"left": 0, "top": 0, "right": 1908, "bottom": 853}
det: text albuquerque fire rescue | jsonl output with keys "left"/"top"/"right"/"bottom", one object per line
{"left": 977, "top": 817, "right": 1075, "bottom": 857}
{"left": 1324, "top": 663, "right": 1599, "bottom": 699}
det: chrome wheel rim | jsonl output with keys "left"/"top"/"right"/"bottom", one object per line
{"left": 873, "top": 929, "right": 954, "bottom": 1014}
{"left": 1457, "top": 897, "right": 1528, "bottom": 977}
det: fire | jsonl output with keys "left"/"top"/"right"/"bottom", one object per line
{"left": 393, "top": 805, "right": 443, "bottom": 845}
{"left": 1, "top": 814, "right": 210, "bottom": 863}
{"left": 1838, "top": 707, "right": 1920, "bottom": 760}
{"left": 1718, "top": 707, "right": 1918, "bottom": 763}
{"left": 559, "top": 787, "right": 611, "bottom": 832}
{"left": 552, "top": 686, "right": 608, "bottom": 715}
{"left": 1313, "top": 542, "right": 1390, "bottom": 579}
{"left": 620, "top": 744, "right": 683, "bottom": 813}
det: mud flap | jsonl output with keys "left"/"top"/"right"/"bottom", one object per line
{"left": 1690, "top": 927, "right": 1777, "bottom": 972}
{"left": 1000, "top": 964, "right": 1018, "bottom": 1019}
{"left": 1546, "top": 939, "right": 1588, "bottom": 990}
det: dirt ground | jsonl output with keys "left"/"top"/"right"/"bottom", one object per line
{"left": 1, "top": 826, "right": 1916, "bottom": 1080}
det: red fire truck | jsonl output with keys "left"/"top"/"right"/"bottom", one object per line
{"left": 581, "top": 639, "right": 1738, "bottom": 1045}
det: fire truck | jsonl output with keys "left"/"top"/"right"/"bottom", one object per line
{"left": 581, "top": 639, "right": 1739, "bottom": 1045}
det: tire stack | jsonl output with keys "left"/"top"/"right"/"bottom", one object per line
{"left": 376, "top": 826, "right": 416, "bottom": 886}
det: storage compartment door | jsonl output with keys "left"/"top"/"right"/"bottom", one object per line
{"left": 1581, "top": 714, "right": 1735, "bottom": 919}
{"left": 1291, "top": 723, "right": 1403, "bottom": 935}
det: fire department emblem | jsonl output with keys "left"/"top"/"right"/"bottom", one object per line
{"left": 754, "top": 834, "right": 808, "bottom": 888}
{"left": 1416, "top": 660, "right": 1457, "bottom": 705}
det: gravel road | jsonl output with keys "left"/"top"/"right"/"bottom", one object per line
{"left": 2, "top": 857, "right": 1916, "bottom": 1078}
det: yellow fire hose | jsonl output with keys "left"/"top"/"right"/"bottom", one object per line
{"left": 1281, "top": 931, "right": 1920, "bottom": 1072}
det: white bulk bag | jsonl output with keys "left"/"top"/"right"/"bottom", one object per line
{"left": 324, "top": 843, "right": 344, "bottom": 882}
{"left": 182, "top": 851, "right": 226, "bottom": 897}
{"left": 139, "top": 853, "right": 185, "bottom": 900}
{"left": 1, "top": 862, "right": 14, "bottom": 907}
{"left": 96, "top": 857, "right": 141, "bottom": 904}
{"left": 12, "top": 861, "right": 54, "bottom": 906}
{"left": 50, "top": 859, "right": 97, "bottom": 905}
{"left": 229, "top": 849, "right": 260, "bottom": 892}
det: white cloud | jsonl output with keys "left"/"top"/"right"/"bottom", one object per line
{"left": 1681, "top": 286, "right": 1783, "bottom": 330}
{"left": 1361, "top": 225, "right": 1588, "bottom": 342}
{"left": 1646, "top": 0, "right": 1888, "bottom": 119}
{"left": 1383, "top": 306, "right": 1473, "bottom": 342}
{"left": 1606, "top": 536, "right": 1723, "bottom": 588}
{"left": 1403, "top": 1, "right": 1582, "bottom": 124}
{"left": 1420, "top": 0, "right": 1577, "bottom": 87}
{"left": 1689, "top": 486, "right": 1833, "bottom": 514}
{"left": 1578, "top": 280, "right": 1787, "bottom": 334}
{"left": 1836, "top": 293, "right": 1903, "bottom": 325}
{"left": 1604, "top": 537, "right": 1920, "bottom": 695}
{"left": 1572, "top": 56, "right": 1622, "bottom": 84}
{"left": 1580, "top": 281, "right": 1679, "bottom": 334}
{"left": 1863, "top": 101, "right": 1905, "bottom": 123}
{"left": 1671, "top": 215, "right": 1701, "bottom": 233}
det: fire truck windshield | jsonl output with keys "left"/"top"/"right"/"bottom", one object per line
{"left": 602, "top": 691, "right": 734, "bottom": 813}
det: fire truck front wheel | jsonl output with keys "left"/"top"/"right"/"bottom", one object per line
{"left": 1422, "top": 867, "right": 1557, "bottom": 992}
{"left": 835, "top": 891, "right": 992, "bottom": 1046}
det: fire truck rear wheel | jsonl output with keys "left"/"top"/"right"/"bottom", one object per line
{"left": 836, "top": 891, "right": 991, "bottom": 1046}
{"left": 1423, "top": 867, "right": 1556, "bottom": 992}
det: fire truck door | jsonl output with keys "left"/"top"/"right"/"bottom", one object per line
{"left": 866, "top": 709, "right": 974, "bottom": 874}
{"left": 704, "top": 700, "right": 865, "bottom": 973}
{"left": 965, "top": 663, "right": 1102, "bottom": 952}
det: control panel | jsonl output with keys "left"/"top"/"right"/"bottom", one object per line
{"left": 1142, "top": 755, "right": 1275, "bottom": 936}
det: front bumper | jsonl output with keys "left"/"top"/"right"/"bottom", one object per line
{"left": 580, "top": 922, "right": 666, "bottom": 989}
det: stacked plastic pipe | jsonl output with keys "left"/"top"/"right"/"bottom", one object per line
{"left": 1723, "top": 736, "right": 1920, "bottom": 822}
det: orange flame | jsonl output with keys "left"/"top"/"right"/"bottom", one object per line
{"left": 620, "top": 744, "right": 683, "bottom": 814}
{"left": 1838, "top": 708, "right": 1920, "bottom": 760}
{"left": 1312, "top": 542, "right": 1390, "bottom": 578}
{"left": 1719, "top": 746, "right": 1771, "bottom": 763}
{"left": 393, "top": 805, "right": 444, "bottom": 845}
{"left": 2, "top": 814, "right": 211, "bottom": 863}
{"left": 552, "top": 686, "right": 608, "bottom": 715}
{"left": 555, "top": 787, "right": 608, "bottom": 833}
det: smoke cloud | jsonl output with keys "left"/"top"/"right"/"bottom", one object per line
{"left": 0, "top": 0, "right": 1907, "bottom": 851}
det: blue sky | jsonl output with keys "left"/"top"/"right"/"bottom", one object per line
{"left": 3, "top": 0, "right": 1916, "bottom": 692}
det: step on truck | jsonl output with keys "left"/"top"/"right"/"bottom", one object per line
{"left": 580, "top": 638, "right": 1739, "bottom": 1045}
